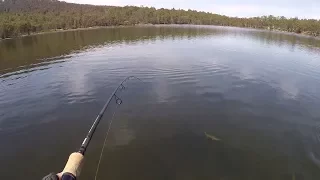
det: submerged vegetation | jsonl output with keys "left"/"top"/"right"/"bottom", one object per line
{"left": 0, "top": 0, "right": 320, "bottom": 39}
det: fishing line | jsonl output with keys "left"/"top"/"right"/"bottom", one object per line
{"left": 93, "top": 76, "right": 144, "bottom": 179}
{"left": 94, "top": 99, "right": 120, "bottom": 180}
{"left": 78, "top": 76, "right": 143, "bottom": 155}
{"left": 59, "top": 76, "right": 143, "bottom": 180}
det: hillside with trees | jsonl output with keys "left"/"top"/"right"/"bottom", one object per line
{"left": 1, "top": 0, "right": 320, "bottom": 39}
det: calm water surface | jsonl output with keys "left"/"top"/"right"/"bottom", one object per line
{"left": 1, "top": 26, "right": 320, "bottom": 180}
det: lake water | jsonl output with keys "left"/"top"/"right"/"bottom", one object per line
{"left": 1, "top": 25, "right": 320, "bottom": 180}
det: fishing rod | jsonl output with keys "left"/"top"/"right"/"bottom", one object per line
{"left": 59, "top": 76, "right": 142, "bottom": 180}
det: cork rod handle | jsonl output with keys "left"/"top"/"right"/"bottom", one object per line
{"left": 61, "top": 152, "right": 84, "bottom": 180}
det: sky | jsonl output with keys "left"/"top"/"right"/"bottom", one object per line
{"left": 63, "top": 0, "right": 320, "bottom": 19}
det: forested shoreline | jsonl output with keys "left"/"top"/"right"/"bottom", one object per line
{"left": 1, "top": 0, "right": 320, "bottom": 39}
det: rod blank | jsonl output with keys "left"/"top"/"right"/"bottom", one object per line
{"left": 61, "top": 76, "right": 142, "bottom": 180}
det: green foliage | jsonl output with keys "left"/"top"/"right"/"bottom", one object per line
{"left": 1, "top": 0, "right": 320, "bottom": 39}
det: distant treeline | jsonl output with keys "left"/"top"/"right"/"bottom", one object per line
{"left": 1, "top": 0, "right": 320, "bottom": 39}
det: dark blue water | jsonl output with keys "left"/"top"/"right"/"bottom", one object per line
{"left": 1, "top": 26, "right": 320, "bottom": 180}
